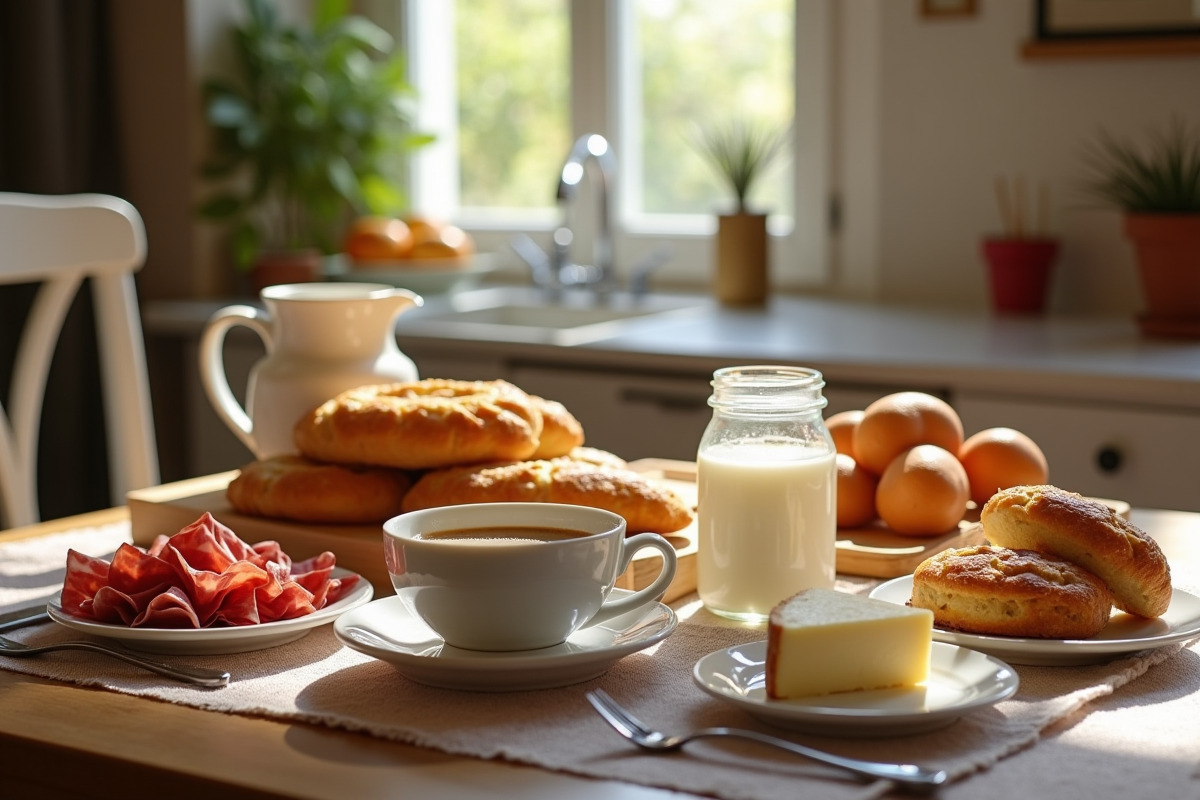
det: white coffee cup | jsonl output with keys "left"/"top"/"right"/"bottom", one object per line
{"left": 382, "top": 503, "right": 678, "bottom": 652}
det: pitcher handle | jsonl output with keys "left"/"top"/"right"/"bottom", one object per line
{"left": 589, "top": 533, "right": 678, "bottom": 627}
{"left": 199, "top": 305, "right": 272, "bottom": 457}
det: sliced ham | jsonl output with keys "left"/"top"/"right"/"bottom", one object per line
{"left": 60, "top": 512, "right": 358, "bottom": 629}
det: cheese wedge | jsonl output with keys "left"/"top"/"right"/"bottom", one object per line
{"left": 766, "top": 588, "right": 933, "bottom": 699}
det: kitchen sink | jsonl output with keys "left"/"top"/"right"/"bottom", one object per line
{"left": 395, "top": 286, "right": 710, "bottom": 345}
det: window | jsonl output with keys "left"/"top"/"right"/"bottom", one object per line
{"left": 400, "top": 0, "right": 829, "bottom": 288}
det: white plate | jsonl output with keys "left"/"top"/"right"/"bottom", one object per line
{"left": 693, "top": 640, "right": 1019, "bottom": 737}
{"left": 46, "top": 569, "right": 373, "bottom": 655}
{"left": 333, "top": 589, "right": 677, "bottom": 691}
{"left": 325, "top": 253, "right": 497, "bottom": 295}
{"left": 870, "top": 576, "right": 1200, "bottom": 666}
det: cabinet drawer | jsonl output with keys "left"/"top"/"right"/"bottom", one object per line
{"left": 956, "top": 394, "right": 1200, "bottom": 512}
{"left": 511, "top": 366, "right": 712, "bottom": 461}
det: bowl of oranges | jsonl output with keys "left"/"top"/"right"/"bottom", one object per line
{"left": 328, "top": 215, "right": 496, "bottom": 294}
{"left": 830, "top": 391, "right": 1051, "bottom": 536}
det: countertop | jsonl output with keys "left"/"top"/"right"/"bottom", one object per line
{"left": 144, "top": 286, "right": 1200, "bottom": 410}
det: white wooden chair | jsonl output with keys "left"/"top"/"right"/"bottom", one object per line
{"left": 0, "top": 192, "right": 160, "bottom": 529}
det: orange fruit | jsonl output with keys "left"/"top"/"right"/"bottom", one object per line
{"left": 826, "top": 409, "right": 863, "bottom": 459}
{"left": 343, "top": 216, "right": 413, "bottom": 261}
{"left": 404, "top": 215, "right": 444, "bottom": 247}
{"left": 853, "top": 392, "right": 964, "bottom": 476}
{"left": 836, "top": 453, "right": 878, "bottom": 528}
{"left": 958, "top": 427, "right": 1049, "bottom": 506}
{"left": 409, "top": 224, "right": 475, "bottom": 260}
{"left": 875, "top": 444, "right": 969, "bottom": 536}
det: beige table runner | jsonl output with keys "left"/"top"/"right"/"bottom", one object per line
{"left": 2, "top": 523, "right": 1197, "bottom": 800}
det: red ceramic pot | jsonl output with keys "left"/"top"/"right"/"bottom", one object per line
{"left": 981, "top": 237, "right": 1059, "bottom": 315}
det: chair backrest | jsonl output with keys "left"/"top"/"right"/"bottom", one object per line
{"left": 0, "top": 192, "right": 160, "bottom": 528}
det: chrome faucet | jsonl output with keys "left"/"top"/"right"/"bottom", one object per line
{"left": 510, "top": 132, "right": 671, "bottom": 297}
{"left": 553, "top": 133, "right": 616, "bottom": 289}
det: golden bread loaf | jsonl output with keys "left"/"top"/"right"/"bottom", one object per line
{"left": 981, "top": 485, "right": 1171, "bottom": 618}
{"left": 400, "top": 455, "right": 694, "bottom": 534}
{"left": 911, "top": 544, "right": 1114, "bottom": 639}
{"left": 293, "top": 379, "right": 544, "bottom": 470}
{"left": 226, "top": 455, "right": 412, "bottom": 524}
{"left": 529, "top": 396, "right": 585, "bottom": 459}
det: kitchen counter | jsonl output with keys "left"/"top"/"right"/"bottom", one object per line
{"left": 144, "top": 288, "right": 1200, "bottom": 511}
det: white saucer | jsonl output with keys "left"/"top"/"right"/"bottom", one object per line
{"left": 870, "top": 576, "right": 1200, "bottom": 666}
{"left": 333, "top": 589, "right": 677, "bottom": 691}
{"left": 46, "top": 569, "right": 373, "bottom": 655}
{"left": 693, "top": 640, "right": 1019, "bottom": 737}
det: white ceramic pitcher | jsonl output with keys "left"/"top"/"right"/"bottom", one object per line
{"left": 200, "top": 282, "right": 422, "bottom": 459}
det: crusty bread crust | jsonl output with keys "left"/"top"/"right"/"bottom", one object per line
{"left": 399, "top": 456, "right": 694, "bottom": 534}
{"left": 226, "top": 455, "right": 412, "bottom": 524}
{"left": 293, "top": 379, "right": 544, "bottom": 470}
{"left": 529, "top": 396, "right": 585, "bottom": 459}
{"left": 911, "top": 545, "right": 1113, "bottom": 639}
{"left": 981, "top": 485, "right": 1171, "bottom": 618}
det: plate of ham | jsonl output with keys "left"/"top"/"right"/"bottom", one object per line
{"left": 47, "top": 512, "right": 373, "bottom": 654}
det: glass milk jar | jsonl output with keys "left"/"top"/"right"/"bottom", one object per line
{"left": 696, "top": 366, "right": 837, "bottom": 622}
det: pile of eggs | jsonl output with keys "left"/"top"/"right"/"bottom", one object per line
{"left": 831, "top": 391, "right": 1049, "bottom": 536}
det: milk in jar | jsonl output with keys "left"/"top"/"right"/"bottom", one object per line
{"left": 696, "top": 366, "right": 836, "bottom": 622}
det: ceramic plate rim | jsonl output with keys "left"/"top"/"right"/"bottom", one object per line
{"left": 869, "top": 575, "right": 1200, "bottom": 655}
{"left": 333, "top": 588, "right": 677, "bottom": 674}
{"left": 692, "top": 640, "right": 1019, "bottom": 727}
{"left": 46, "top": 567, "right": 373, "bottom": 644}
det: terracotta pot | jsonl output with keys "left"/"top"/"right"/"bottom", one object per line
{"left": 981, "top": 237, "right": 1059, "bottom": 315}
{"left": 250, "top": 249, "right": 323, "bottom": 295}
{"left": 1124, "top": 215, "right": 1200, "bottom": 335}
{"left": 715, "top": 213, "right": 768, "bottom": 306}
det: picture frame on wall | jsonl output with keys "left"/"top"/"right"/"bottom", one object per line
{"left": 1035, "top": 0, "right": 1200, "bottom": 41}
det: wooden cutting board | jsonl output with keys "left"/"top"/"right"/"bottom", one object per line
{"left": 126, "top": 460, "right": 701, "bottom": 604}
{"left": 125, "top": 458, "right": 1005, "bottom": 606}
{"left": 632, "top": 459, "right": 984, "bottom": 580}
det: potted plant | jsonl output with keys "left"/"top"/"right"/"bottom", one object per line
{"left": 982, "top": 175, "right": 1059, "bottom": 315}
{"left": 198, "top": 0, "right": 432, "bottom": 294}
{"left": 692, "top": 120, "right": 787, "bottom": 306}
{"left": 1081, "top": 118, "right": 1200, "bottom": 336}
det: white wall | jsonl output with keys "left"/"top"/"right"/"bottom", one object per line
{"left": 837, "top": 1, "right": 1200, "bottom": 314}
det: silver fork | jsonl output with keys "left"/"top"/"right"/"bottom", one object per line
{"left": 0, "top": 634, "right": 231, "bottom": 688}
{"left": 586, "top": 689, "right": 947, "bottom": 792}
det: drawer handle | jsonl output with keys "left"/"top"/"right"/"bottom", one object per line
{"left": 1096, "top": 446, "right": 1123, "bottom": 474}
{"left": 618, "top": 387, "right": 710, "bottom": 412}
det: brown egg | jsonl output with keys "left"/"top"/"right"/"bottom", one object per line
{"left": 875, "top": 444, "right": 969, "bottom": 536}
{"left": 836, "top": 453, "right": 878, "bottom": 528}
{"left": 343, "top": 216, "right": 413, "bottom": 261}
{"left": 826, "top": 409, "right": 864, "bottom": 459}
{"left": 404, "top": 214, "right": 444, "bottom": 245}
{"left": 958, "top": 427, "right": 1049, "bottom": 506}
{"left": 853, "top": 392, "right": 964, "bottom": 476}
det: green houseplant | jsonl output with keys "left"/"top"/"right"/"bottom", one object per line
{"left": 1080, "top": 118, "right": 1200, "bottom": 335}
{"left": 692, "top": 120, "right": 787, "bottom": 306}
{"left": 199, "top": 0, "right": 432, "bottom": 291}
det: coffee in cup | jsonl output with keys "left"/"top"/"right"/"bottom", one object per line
{"left": 382, "top": 503, "right": 678, "bottom": 651}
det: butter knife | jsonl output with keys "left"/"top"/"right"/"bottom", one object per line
{"left": 0, "top": 609, "right": 51, "bottom": 634}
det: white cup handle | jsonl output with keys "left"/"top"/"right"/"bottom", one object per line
{"left": 589, "top": 533, "right": 678, "bottom": 627}
{"left": 199, "top": 305, "right": 273, "bottom": 457}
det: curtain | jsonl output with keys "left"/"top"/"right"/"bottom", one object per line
{"left": 0, "top": 0, "right": 122, "bottom": 521}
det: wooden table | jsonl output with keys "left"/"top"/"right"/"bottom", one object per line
{"left": 1, "top": 506, "right": 1197, "bottom": 800}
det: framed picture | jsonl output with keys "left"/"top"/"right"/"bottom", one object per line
{"left": 1035, "top": 0, "right": 1200, "bottom": 40}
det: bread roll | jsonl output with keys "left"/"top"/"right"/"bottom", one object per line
{"left": 293, "top": 379, "right": 543, "bottom": 470}
{"left": 400, "top": 457, "right": 694, "bottom": 534}
{"left": 529, "top": 396, "right": 585, "bottom": 459}
{"left": 911, "top": 545, "right": 1113, "bottom": 639}
{"left": 226, "top": 455, "right": 412, "bottom": 524}
{"left": 981, "top": 485, "right": 1171, "bottom": 618}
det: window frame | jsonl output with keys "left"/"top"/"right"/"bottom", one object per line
{"left": 394, "top": 0, "right": 831, "bottom": 290}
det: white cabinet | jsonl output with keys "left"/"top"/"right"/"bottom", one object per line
{"left": 511, "top": 364, "right": 921, "bottom": 462}
{"left": 956, "top": 393, "right": 1200, "bottom": 513}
